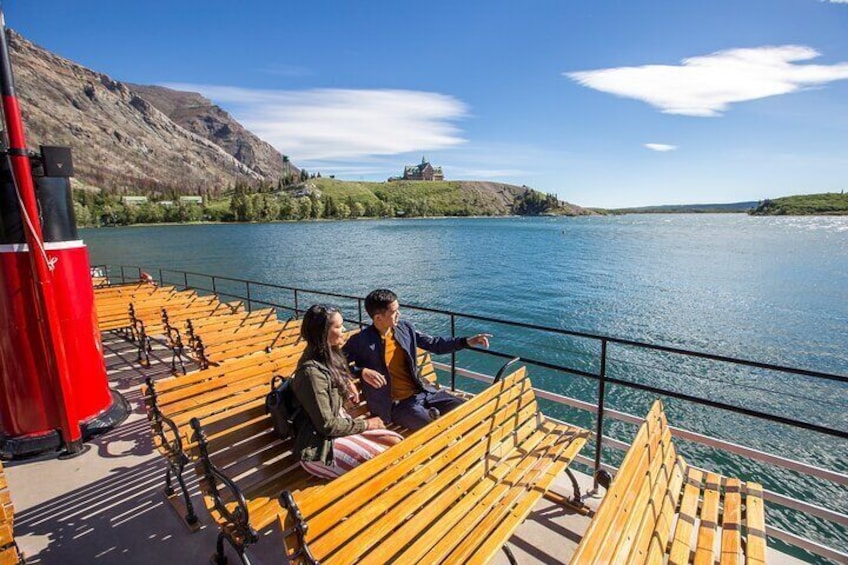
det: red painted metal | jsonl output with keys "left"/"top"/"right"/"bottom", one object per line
{"left": 0, "top": 249, "right": 54, "bottom": 435}
{"left": 0, "top": 245, "right": 110, "bottom": 438}
{"left": 0, "top": 13, "right": 82, "bottom": 449}
{"left": 1, "top": 101, "right": 83, "bottom": 449}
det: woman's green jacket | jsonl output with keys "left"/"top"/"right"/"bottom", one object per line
{"left": 291, "top": 359, "right": 367, "bottom": 464}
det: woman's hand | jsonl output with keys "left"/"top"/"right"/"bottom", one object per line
{"left": 346, "top": 379, "right": 360, "bottom": 405}
{"left": 365, "top": 416, "right": 386, "bottom": 430}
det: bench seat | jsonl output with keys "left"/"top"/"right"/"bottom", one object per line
{"left": 0, "top": 461, "right": 23, "bottom": 565}
{"left": 280, "top": 365, "right": 589, "bottom": 565}
{"left": 570, "top": 400, "right": 767, "bottom": 565}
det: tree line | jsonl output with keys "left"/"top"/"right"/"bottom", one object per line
{"left": 72, "top": 182, "right": 570, "bottom": 227}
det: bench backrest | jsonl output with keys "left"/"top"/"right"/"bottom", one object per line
{"left": 282, "top": 366, "right": 547, "bottom": 564}
{"left": 570, "top": 400, "right": 767, "bottom": 565}
{"left": 571, "top": 400, "right": 676, "bottom": 564}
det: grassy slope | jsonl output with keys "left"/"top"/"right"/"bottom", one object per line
{"left": 312, "top": 179, "right": 507, "bottom": 215}
{"left": 306, "top": 179, "right": 384, "bottom": 206}
{"left": 203, "top": 178, "right": 593, "bottom": 217}
{"left": 750, "top": 192, "right": 848, "bottom": 215}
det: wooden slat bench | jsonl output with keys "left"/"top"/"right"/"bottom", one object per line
{"left": 570, "top": 400, "right": 767, "bottom": 564}
{"left": 0, "top": 461, "right": 23, "bottom": 565}
{"left": 93, "top": 283, "right": 170, "bottom": 332}
{"left": 184, "top": 306, "right": 273, "bottom": 342}
{"left": 142, "top": 344, "right": 309, "bottom": 528}
{"left": 193, "top": 315, "right": 301, "bottom": 367}
{"left": 279, "top": 365, "right": 589, "bottom": 565}
{"left": 186, "top": 342, "right": 470, "bottom": 563}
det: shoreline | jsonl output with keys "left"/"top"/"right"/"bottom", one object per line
{"left": 81, "top": 211, "right": 848, "bottom": 229}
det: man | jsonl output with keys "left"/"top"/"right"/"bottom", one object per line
{"left": 343, "top": 289, "right": 492, "bottom": 431}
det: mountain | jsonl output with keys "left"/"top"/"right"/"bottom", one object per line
{"left": 6, "top": 30, "right": 591, "bottom": 219}
{"left": 127, "top": 84, "right": 297, "bottom": 180}
{"left": 7, "top": 30, "right": 289, "bottom": 195}
{"left": 607, "top": 201, "right": 758, "bottom": 214}
{"left": 749, "top": 192, "right": 848, "bottom": 215}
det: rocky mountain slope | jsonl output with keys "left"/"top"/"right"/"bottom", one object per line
{"left": 127, "top": 84, "right": 296, "bottom": 179}
{"left": 7, "top": 30, "right": 288, "bottom": 195}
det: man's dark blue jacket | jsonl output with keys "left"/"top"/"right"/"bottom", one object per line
{"left": 342, "top": 319, "right": 467, "bottom": 423}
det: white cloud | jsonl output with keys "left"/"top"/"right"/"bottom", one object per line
{"left": 162, "top": 84, "right": 469, "bottom": 160}
{"left": 565, "top": 45, "right": 848, "bottom": 117}
{"left": 644, "top": 143, "right": 677, "bottom": 152}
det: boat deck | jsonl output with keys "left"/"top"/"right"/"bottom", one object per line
{"left": 6, "top": 333, "right": 808, "bottom": 564}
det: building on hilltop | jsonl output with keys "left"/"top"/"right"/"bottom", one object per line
{"left": 396, "top": 157, "right": 444, "bottom": 181}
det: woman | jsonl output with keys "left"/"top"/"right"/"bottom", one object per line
{"left": 292, "top": 304, "right": 403, "bottom": 479}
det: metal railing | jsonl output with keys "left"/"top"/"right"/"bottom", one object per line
{"left": 100, "top": 264, "right": 848, "bottom": 563}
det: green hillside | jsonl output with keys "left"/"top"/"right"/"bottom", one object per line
{"left": 73, "top": 178, "right": 594, "bottom": 226}
{"left": 310, "top": 179, "right": 504, "bottom": 217}
{"left": 749, "top": 192, "right": 848, "bottom": 216}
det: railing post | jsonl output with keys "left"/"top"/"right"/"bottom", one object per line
{"left": 246, "top": 281, "right": 252, "bottom": 312}
{"left": 293, "top": 289, "right": 299, "bottom": 318}
{"left": 450, "top": 314, "right": 457, "bottom": 391}
{"left": 358, "top": 298, "right": 364, "bottom": 327}
{"left": 593, "top": 338, "right": 608, "bottom": 489}
{"left": 183, "top": 271, "right": 188, "bottom": 290}
{"left": 211, "top": 275, "right": 217, "bottom": 295}
{"left": 158, "top": 268, "right": 164, "bottom": 286}
{"left": 120, "top": 265, "right": 125, "bottom": 284}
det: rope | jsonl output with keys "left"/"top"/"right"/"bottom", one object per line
{"left": 5, "top": 152, "right": 56, "bottom": 271}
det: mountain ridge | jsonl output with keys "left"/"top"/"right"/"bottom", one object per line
{"left": 8, "top": 29, "right": 593, "bottom": 219}
{"left": 8, "top": 30, "right": 288, "bottom": 195}
{"left": 126, "top": 83, "right": 297, "bottom": 180}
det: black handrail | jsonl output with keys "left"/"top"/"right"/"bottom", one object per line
{"left": 106, "top": 264, "right": 848, "bottom": 448}
{"left": 130, "top": 266, "right": 848, "bottom": 385}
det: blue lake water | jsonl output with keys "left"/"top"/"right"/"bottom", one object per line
{"left": 82, "top": 214, "right": 848, "bottom": 560}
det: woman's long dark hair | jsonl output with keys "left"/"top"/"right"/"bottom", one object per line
{"left": 299, "top": 304, "right": 349, "bottom": 389}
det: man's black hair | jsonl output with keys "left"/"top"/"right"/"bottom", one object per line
{"left": 365, "top": 289, "right": 398, "bottom": 318}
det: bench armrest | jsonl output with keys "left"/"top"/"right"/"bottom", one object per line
{"left": 189, "top": 417, "right": 257, "bottom": 546}
{"left": 280, "top": 491, "right": 320, "bottom": 565}
{"left": 144, "top": 377, "right": 187, "bottom": 463}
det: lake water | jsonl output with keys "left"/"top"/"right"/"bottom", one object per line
{"left": 82, "top": 214, "right": 848, "bottom": 560}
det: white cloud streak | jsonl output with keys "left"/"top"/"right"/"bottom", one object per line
{"left": 644, "top": 143, "right": 677, "bottom": 152}
{"left": 163, "top": 84, "right": 469, "bottom": 160}
{"left": 566, "top": 45, "right": 848, "bottom": 117}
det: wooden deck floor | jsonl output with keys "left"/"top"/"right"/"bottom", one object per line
{"left": 5, "top": 333, "right": 807, "bottom": 565}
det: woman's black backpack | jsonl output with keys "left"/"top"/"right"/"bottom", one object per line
{"left": 265, "top": 375, "right": 301, "bottom": 439}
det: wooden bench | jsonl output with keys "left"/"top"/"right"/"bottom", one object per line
{"left": 194, "top": 316, "right": 301, "bottom": 368}
{"left": 279, "top": 365, "right": 589, "bottom": 565}
{"left": 186, "top": 343, "right": 470, "bottom": 563}
{"left": 0, "top": 461, "right": 24, "bottom": 565}
{"left": 142, "top": 344, "right": 308, "bottom": 528}
{"left": 93, "top": 282, "right": 167, "bottom": 332}
{"left": 97, "top": 285, "right": 183, "bottom": 335}
{"left": 570, "top": 400, "right": 767, "bottom": 564}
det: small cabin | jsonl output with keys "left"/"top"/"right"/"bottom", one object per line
{"left": 121, "top": 196, "right": 148, "bottom": 206}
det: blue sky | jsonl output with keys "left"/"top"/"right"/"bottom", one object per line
{"left": 6, "top": 0, "right": 848, "bottom": 207}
